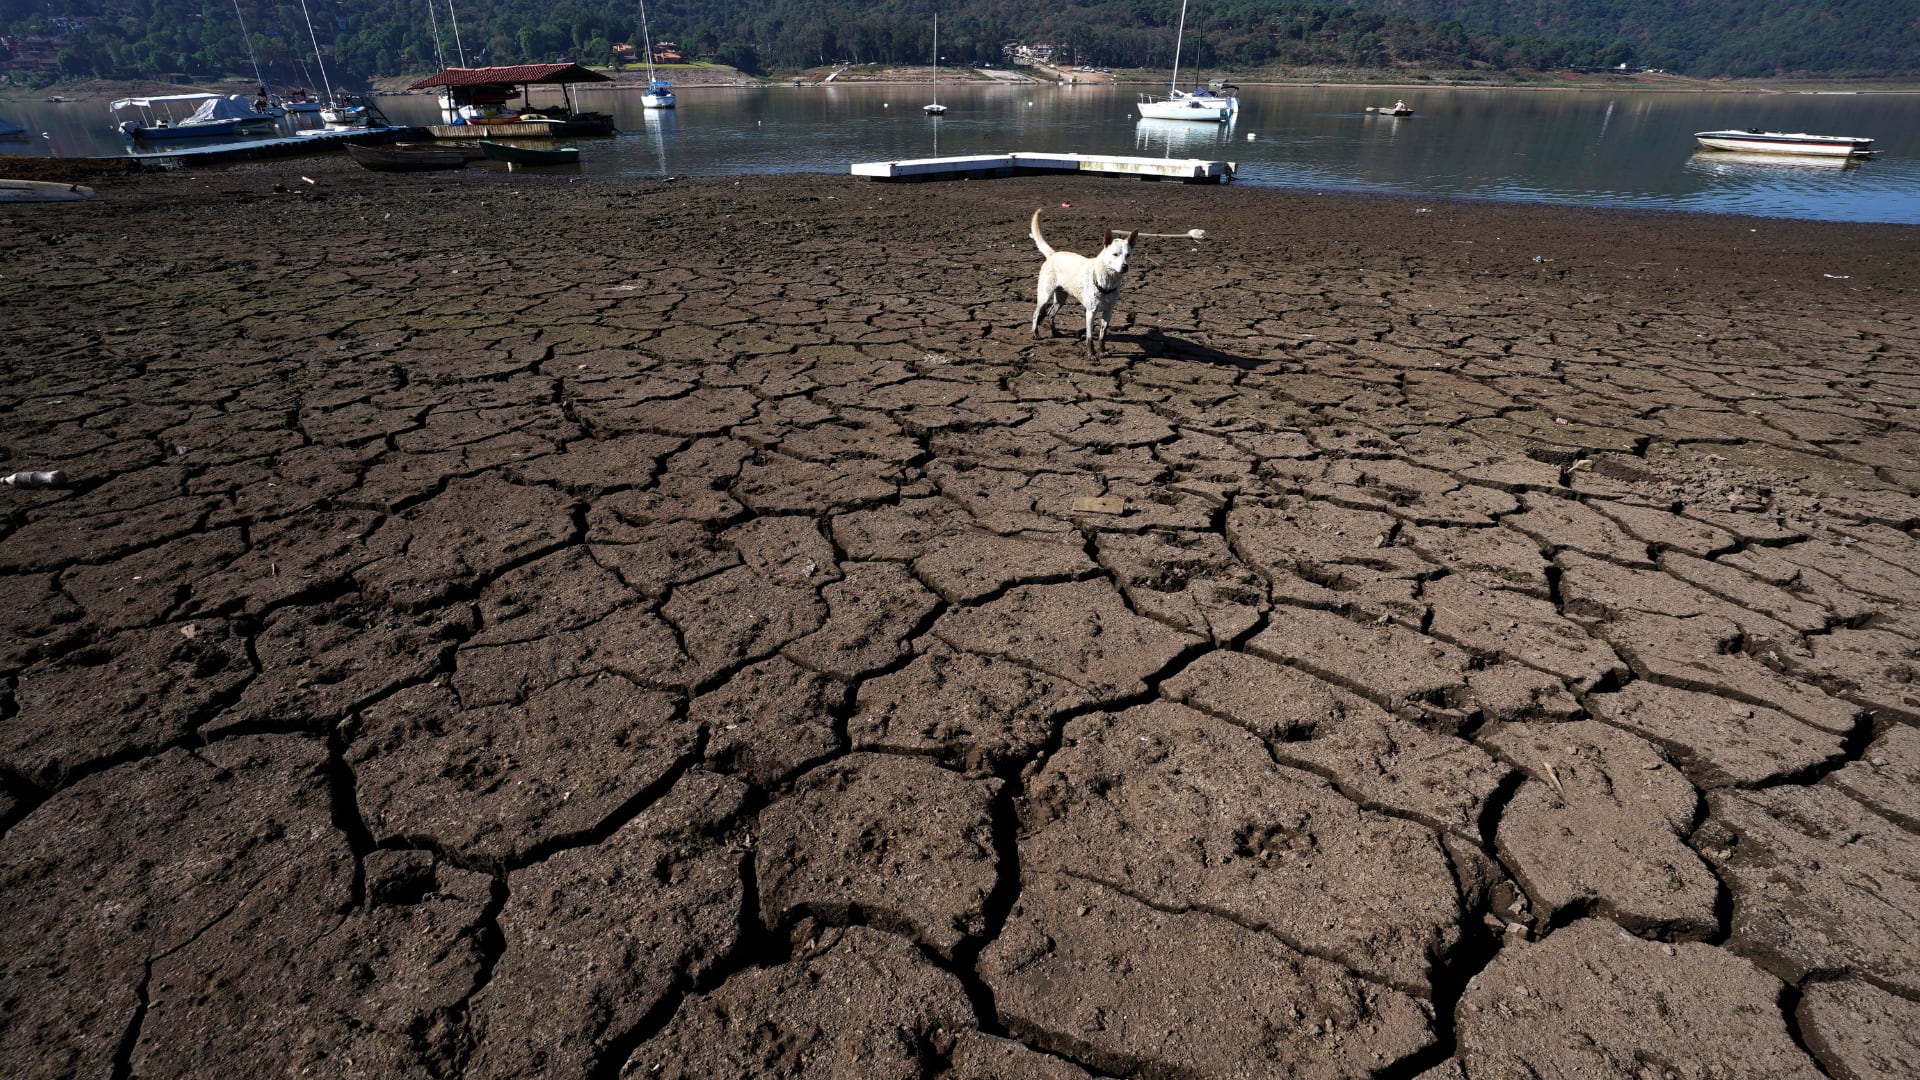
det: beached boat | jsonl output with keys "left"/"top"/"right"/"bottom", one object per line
{"left": 112, "top": 94, "right": 279, "bottom": 142}
{"left": 347, "top": 143, "right": 470, "bottom": 171}
{"left": 924, "top": 12, "right": 946, "bottom": 115}
{"left": 638, "top": 0, "right": 675, "bottom": 109}
{"left": 1694, "top": 130, "right": 1874, "bottom": 157}
{"left": 477, "top": 140, "right": 581, "bottom": 165}
{"left": 1137, "top": 0, "right": 1237, "bottom": 121}
{"left": 0, "top": 179, "right": 96, "bottom": 202}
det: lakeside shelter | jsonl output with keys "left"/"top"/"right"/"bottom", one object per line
{"left": 406, "top": 63, "right": 613, "bottom": 131}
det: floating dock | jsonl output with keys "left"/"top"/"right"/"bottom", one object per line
{"left": 851, "top": 152, "right": 1235, "bottom": 183}
{"left": 126, "top": 126, "right": 419, "bottom": 165}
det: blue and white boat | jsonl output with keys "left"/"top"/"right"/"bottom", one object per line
{"left": 111, "top": 94, "right": 278, "bottom": 142}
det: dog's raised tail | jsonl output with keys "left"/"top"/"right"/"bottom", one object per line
{"left": 1030, "top": 208, "right": 1054, "bottom": 258}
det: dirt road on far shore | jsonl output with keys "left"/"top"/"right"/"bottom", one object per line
{"left": 3, "top": 159, "right": 1918, "bottom": 1078}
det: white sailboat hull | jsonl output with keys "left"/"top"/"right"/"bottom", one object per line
{"left": 1694, "top": 131, "right": 1873, "bottom": 156}
{"left": 1138, "top": 95, "right": 1234, "bottom": 121}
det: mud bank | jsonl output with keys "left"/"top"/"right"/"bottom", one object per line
{"left": 3, "top": 158, "right": 1918, "bottom": 1078}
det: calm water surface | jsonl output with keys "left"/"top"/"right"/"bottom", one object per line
{"left": 8, "top": 84, "right": 1918, "bottom": 223}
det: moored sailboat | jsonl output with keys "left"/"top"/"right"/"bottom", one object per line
{"left": 639, "top": 0, "right": 675, "bottom": 109}
{"left": 924, "top": 12, "right": 946, "bottom": 115}
{"left": 1137, "top": 0, "right": 1237, "bottom": 122}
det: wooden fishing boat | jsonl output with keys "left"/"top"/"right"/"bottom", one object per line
{"left": 347, "top": 142, "right": 470, "bottom": 171}
{"left": 477, "top": 140, "right": 580, "bottom": 165}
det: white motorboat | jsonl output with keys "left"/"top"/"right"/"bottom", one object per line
{"left": 1137, "top": 0, "right": 1237, "bottom": 122}
{"left": 1694, "top": 130, "right": 1874, "bottom": 157}
{"left": 111, "top": 94, "right": 278, "bottom": 141}
{"left": 924, "top": 12, "right": 946, "bottom": 115}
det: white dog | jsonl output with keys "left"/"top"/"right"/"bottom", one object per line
{"left": 1030, "top": 208, "right": 1135, "bottom": 356}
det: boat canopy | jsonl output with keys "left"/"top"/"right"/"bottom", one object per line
{"left": 110, "top": 93, "right": 222, "bottom": 111}
{"left": 406, "top": 63, "right": 612, "bottom": 90}
{"left": 185, "top": 96, "right": 265, "bottom": 123}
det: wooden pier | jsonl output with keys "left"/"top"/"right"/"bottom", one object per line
{"left": 851, "top": 152, "right": 1235, "bottom": 183}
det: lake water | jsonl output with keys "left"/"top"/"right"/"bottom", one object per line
{"left": 8, "top": 83, "right": 1918, "bottom": 223}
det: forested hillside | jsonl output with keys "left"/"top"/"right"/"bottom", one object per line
{"left": 4, "top": 0, "right": 1912, "bottom": 85}
{"left": 1333, "top": 0, "right": 1919, "bottom": 77}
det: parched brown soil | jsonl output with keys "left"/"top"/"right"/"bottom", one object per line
{"left": 2, "top": 157, "right": 1918, "bottom": 1079}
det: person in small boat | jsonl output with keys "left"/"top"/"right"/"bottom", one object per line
{"left": 1393, "top": 100, "right": 1407, "bottom": 111}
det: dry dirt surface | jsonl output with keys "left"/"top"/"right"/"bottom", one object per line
{"left": 2, "top": 158, "right": 1919, "bottom": 1079}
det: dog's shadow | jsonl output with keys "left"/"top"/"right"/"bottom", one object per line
{"left": 1121, "top": 330, "right": 1279, "bottom": 371}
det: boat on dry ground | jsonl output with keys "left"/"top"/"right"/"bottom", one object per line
{"left": 346, "top": 143, "right": 470, "bottom": 171}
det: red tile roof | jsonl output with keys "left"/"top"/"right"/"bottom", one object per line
{"left": 406, "top": 63, "right": 612, "bottom": 90}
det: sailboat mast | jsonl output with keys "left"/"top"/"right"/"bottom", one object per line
{"left": 1169, "top": 0, "right": 1188, "bottom": 92}
{"left": 931, "top": 13, "right": 937, "bottom": 104}
{"left": 229, "top": 0, "right": 266, "bottom": 90}
{"left": 424, "top": 0, "right": 446, "bottom": 72}
{"left": 641, "top": 0, "right": 656, "bottom": 82}
{"left": 298, "top": 0, "right": 335, "bottom": 103}
{"left": 448, "top": 1, "right": 468, "bottom": 68}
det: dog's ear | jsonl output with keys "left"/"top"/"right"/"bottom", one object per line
{"left": 1124, "top": 230, "right": 1138, "bottom": 244}
{"left": 1103, "top": 229, "right": 1116, "bottom": 245}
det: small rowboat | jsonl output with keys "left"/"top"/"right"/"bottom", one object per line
{"left": 347, "top": 143, "right": 470, "bottom": 171}
{"left": 477, "top": 140, "right": 581, "bottom": 166}
{"left": 1694, "top": 130, "right": 1874, "bottom": 157}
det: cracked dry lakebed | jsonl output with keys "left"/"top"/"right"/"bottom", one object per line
{"left": 2, "top": 157, "right": 1919, "bottom": 1079}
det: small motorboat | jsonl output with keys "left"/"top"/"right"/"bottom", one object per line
{"left": 112, "top": 94, "right": 279, "bottom": 141}
{"left": 1366, "top": 100, "right": 1414, "bottom": 116}
{"left": 346, "top": 143, "right": 470, "bottom": 171}
{"left": 477, "top": 140, "right": 581, "bottom": 166}
{"left": 1694, "top": 129, "right": 1874, "bottom": 156}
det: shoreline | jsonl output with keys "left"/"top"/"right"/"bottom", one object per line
{"left": 13, "top": 69, "right": 1920, "bottom": 105}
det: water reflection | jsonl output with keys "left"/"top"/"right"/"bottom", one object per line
{"left": 1686, "top": 150, "right": 1861, "bottom": 173}
{"left": 1134, "top": 115, "right": 1237, "bottom": 159}
{"left": 11, "top": 83, "right": 1918, "bottom": 222}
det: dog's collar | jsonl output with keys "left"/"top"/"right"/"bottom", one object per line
{"left": 1094, "top": 278, "right": 1121, "bottom": 296}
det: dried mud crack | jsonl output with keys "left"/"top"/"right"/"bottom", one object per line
{"left": 3, "top": 159, "right": 1919, "bottom": 1078}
